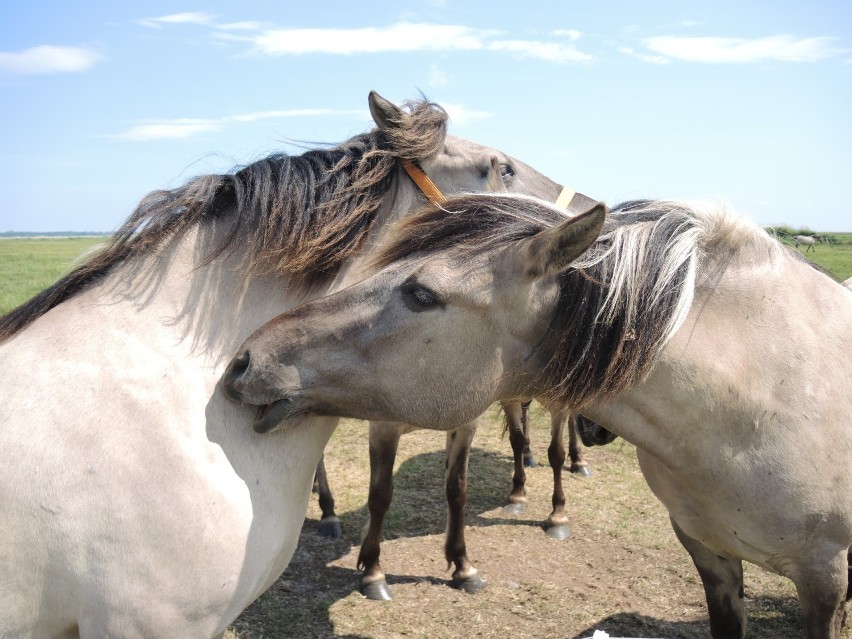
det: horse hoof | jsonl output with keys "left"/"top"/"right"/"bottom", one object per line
{"left": 318, "top": 517, "right": 342, "bottom": 538}
{"left": 570, "top": 465, "right": 592, "bottom": 478}
{"left": 544, "top": 523, "right": 571, "bottom": 541}
{"left": 452, "top": 573, "right": 485, "bottom": 594}
{"left": 360, "top": 580, "right": 393, "bottom": 601}
{"left": 503, "top": 502, "right": 526, "bottom": 516}
{"left": 523, "top": 453, "right": 537, "bottom": 468}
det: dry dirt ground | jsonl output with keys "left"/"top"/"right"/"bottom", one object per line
{"left": 227, "top": 405, "right": 850, "bottom": 639}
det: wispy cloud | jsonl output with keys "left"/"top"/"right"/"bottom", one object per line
{"left": 618, "top": 46, "right": 670, "bottom": 64}
{"left": 0, "top": 45, "right": 101, "bottom": 75}
{"left": 110, "top": 108, "right": 363, "bottom": 141}
{"left": 552, "top": 29, "right": 583, "bottom": 41}
{"left": 137, "top": 12, "right": 216, "bottom": 29}
{"left": 209, "top": 21, "right": 593, "bottom": 63}
{"left": 644, "top": 35, "right": 845, "bottom": 63}
{"left": 488, "top": 39, "right": 592, "bottom": 63}
{"left": 438, "top": 103, "right": 493, "bottom": 126}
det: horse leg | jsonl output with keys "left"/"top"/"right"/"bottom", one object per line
{"left": 503, "top": 402, "right": 528, "bottom": 515}
{"left": 521, "top": 400, "right": 536, "bottom": 467}
{"left": 790, "top": 547, "right": 848, "bottom": 639}
{"left": 671, "top": 518, "right": 746, "bottom": 639}
{"left": 356, "top": 422, "right": 402, "bottom": 601}
{"left": 445, "top": 420, "right": 484, "bottom": 594}
{"left": 544, "top": 408, "right": 571, "bottom": 540}
{"left": 567, "top": 413, "right": 591, "bottom": 477}
{"left": 313, "top": 454, "right": 342, "bottom": 538}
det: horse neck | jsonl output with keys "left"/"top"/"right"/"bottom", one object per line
{"left": 328, "top": 172, "right": 421, "bottom": 291}
{"left": 581, "top": 246, "right": 850, "bottom": 465}
{"left": 91, "top": 221, "right": 301, "bottom": 368}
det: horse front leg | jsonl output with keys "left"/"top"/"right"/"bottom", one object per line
{"left": 671, "top": 518, "right": 746, "bottom": 639}
{"left": 313, "top": 454, "right": 342, "bottom": 538}
{"left": 791, "top": 546, "right": 848, "bottom": 639}
{"left": 357, "top": 421, "right": 402, "bottom": 601}
{"left": 544, "top": 408, "right": 571, "bottom": 540}
{"left": 444, "top": 420, "right": 484, "bottom": 594}
{"left": 503, "top": 402, "right": 528, "bottom": 515}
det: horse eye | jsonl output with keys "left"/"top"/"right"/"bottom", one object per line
{"left": 500, "top": 163, "right": 515, "bottom": 179}
{"left": 402, "top": 283, "right": 440, "bottom": 311}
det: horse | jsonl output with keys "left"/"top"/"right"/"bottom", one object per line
{"left": 222, "top": 193, "right": 852, "bottom": 639}
{"left": 0, "top": 93, "right": 566, "bottom": 637}
{"left": 313, "top": 399, "right": 600, "bottom": 599}
{"left": 793, "top": 234, "right": 818, "bottom": 252}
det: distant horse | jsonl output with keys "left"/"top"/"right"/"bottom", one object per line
{"left": 0, "top": 94, "right": 565, "bottom": 637}
{"left": 224, "top": 194, "right": 852, "bottom": 639}
{"left": 793, "top": 234, "right": 818, "bottom": 252}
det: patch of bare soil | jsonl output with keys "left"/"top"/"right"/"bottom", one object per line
{"left": 228, "top": 410, "right": 848, "bottom": 639}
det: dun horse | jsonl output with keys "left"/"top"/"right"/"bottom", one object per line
{"left": 315, "top": 401, "right": 600, "bottom": 599}
{"left": 0, "top": 95, "right": 564, "bottom": 637}
{"left": 224, "top": 194, "right": 852, "bottom": 639}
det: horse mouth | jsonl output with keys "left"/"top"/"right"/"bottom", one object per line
{"left": 253, "top": 398, "right": 298, "bottom": 434}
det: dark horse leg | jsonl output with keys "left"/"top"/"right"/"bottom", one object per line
{"left": 313, "top": 453, "right": 342, "bottom": 538}
{"left": 357, "top": 420, "right": 483, "bottom": 600}
{"left": 503, "top": 402, "right": 529, "bottom": 515}
{"left": 543, "top": 407, "right": 571, "bottom": 540}
{"left": 444, "top": 420, "right": 483, "bottom": 593}
{"left": 671, "top": 518, "right": 746, "bottom": 639}
{"left": 357, "top": 421, "right": 402, "bottom": 601}
{"left": 566, "top": 414, "right": 592, "bottom": 477}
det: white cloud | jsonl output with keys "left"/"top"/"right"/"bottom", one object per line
{"left": 210, "top": 21, "right": 592, "bottom": 63}
{"left": 111, "top": 109, "right": 364, "bottom": 141}
{"left": 552, "top": 29, "right": 583, "bottom": 41}
{"left": 488, "top": 39, "right": 592, "bottom": 63}
{"left": 644, "top": 35, "right": 845, "bottom": 63}
{"left": 618, "top": 46, "right": 670, "bottom": 64}
{"left": 138, "top": 12, "right": 216, "bottom": 29}
{"left": 248, "top": 23, "right": 493, "bottom": 55}
{"left": 0, "top": 45, "right": 101, "bottom": 75}
{"left": 216, "top": 21, "right": 267, "bottom": 31}
{"left": 112, "top": 119, "right": 222, "bottom": 141}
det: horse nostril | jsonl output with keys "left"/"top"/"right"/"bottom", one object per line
{"left": 223, "top": 350, "right": 252, "bottom": 401}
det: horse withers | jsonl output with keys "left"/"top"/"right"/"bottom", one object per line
{"left": 0, "top": 95, "right": 564, "bottom": 638}
{"left": 223, "top": 194, "right": 852, "bottom": 639}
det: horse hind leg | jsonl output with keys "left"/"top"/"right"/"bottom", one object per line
{"left": 671, "top": 518, "right": 746, "bottom": 639}
{"left": 313, "top": 454, "right": 341, "bottom": 538}
{"left": 444, "top": 420, "right": 484, "bottom": 594}
{"left": 356, "top": 422, "right": 402, "bottom": 601}
{"left": 503, "top": 402, "right": 529, "bottom": 515}
{"left": 567, "top": 413, "right": 591, "bottom": 477}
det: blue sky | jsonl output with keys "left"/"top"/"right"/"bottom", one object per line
{"left": 1, "top": 1, "right": 850, "bottom": 232}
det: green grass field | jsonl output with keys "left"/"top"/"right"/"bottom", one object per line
{"left": 1, "top": 231, "right": 849, "bottom": 316}
{"left": 0, "top": 237, "right": 107, "bottom": 315}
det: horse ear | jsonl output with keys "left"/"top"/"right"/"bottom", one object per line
{"left": 368, "top": 91, "right": 403, "bottom": 131}
{"left": 521, "top": 204, "right": 607, "bottom": 280}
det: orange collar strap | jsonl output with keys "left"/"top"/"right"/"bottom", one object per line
{"left": 401, "top": 159, "right": 447, "bottom": 206}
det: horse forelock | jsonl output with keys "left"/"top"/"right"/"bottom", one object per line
{"left": 0, "top": 98, "right": 449, "bottom": 342}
